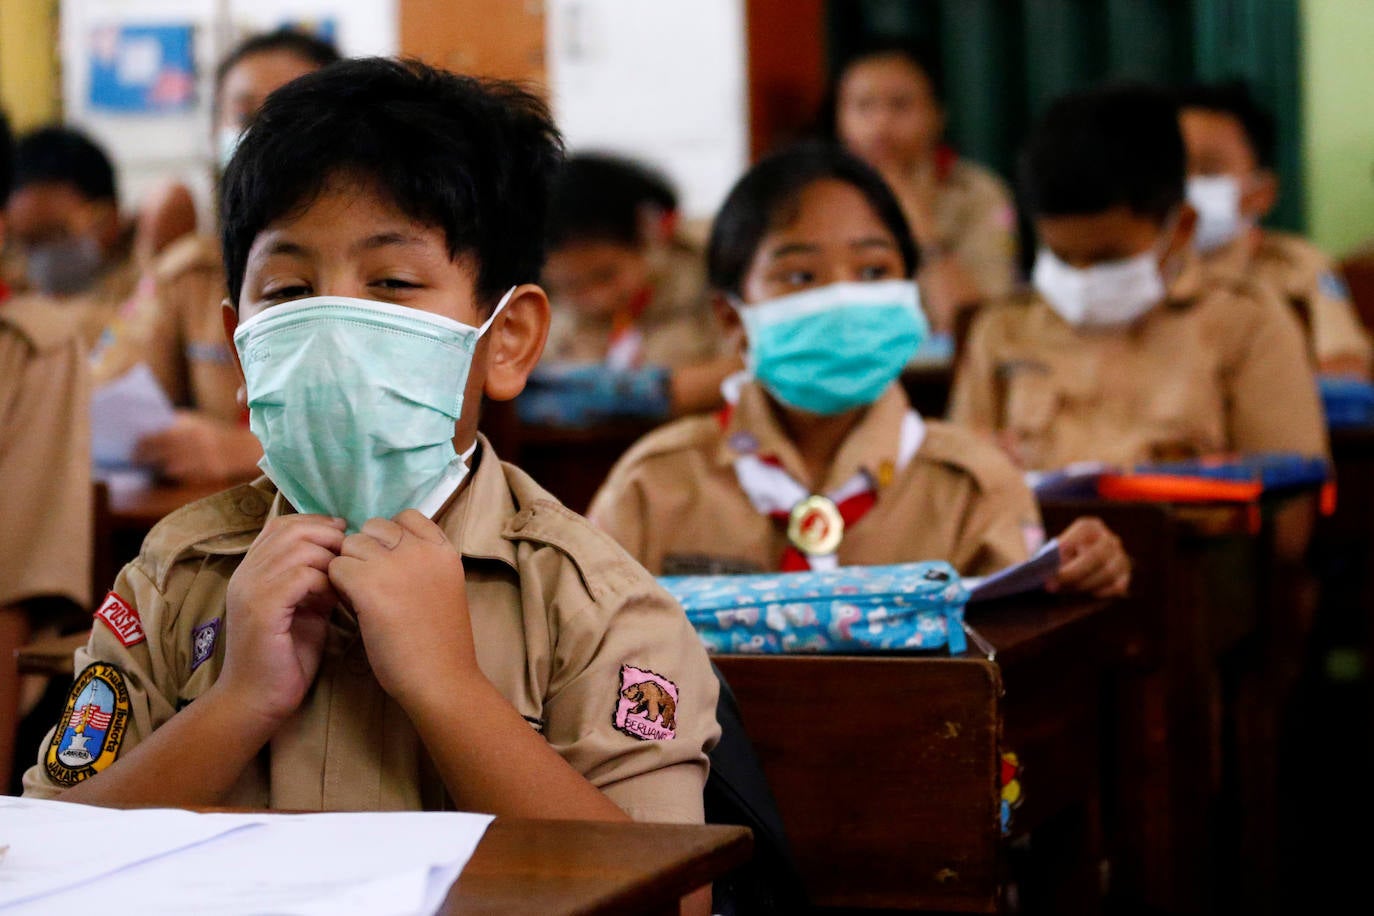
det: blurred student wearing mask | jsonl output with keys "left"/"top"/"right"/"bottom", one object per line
{"left": 91, "top": 29, "right": 340, "bottom": 483}
{"left": 949, "top": 84, "right": 1326, "bottom": 472}
{"left": 4, "top": 126, "right": 137, "bottom": 346}
{"left": 826, "top": 41, "right": 1019, "bottom": 338}
{"left": 520, "top": 154, "right": 743, "bottom": 427}
{"left": 1180, "top": 81, "right": 1371, "bottom": 379}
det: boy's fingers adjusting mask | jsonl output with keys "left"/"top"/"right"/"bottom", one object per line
{"left": 329, "top": 509, "right": 476, "bottom": 703}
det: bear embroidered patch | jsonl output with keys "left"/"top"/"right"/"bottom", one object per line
{"left": 614, "top": 665, "right": 678, "bottom": 741}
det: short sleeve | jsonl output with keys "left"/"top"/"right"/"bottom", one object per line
{"left": 950, "top": 173, "right": 1020, "bottom": 302}
{"left": 22, "top": 562, "right": 181, "bottom": 797}
{"left": 948, "top": 308, "right": 1005, "bottom": 433}
{"left": 539, "top": 569, "right": 720, "bottom": 824}
{"left": 951, "top": 450, "right": 1042, "bottom": 577}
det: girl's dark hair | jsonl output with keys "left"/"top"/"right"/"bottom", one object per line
{"left": 706, "top": 141, "right": 919, "bottom": 297}
{"left": 817, "top": 39, "right": 943, "bottom": 141}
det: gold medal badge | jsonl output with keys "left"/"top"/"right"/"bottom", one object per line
{"left": 787, "top": 495, "right": 844, "bottom": 556}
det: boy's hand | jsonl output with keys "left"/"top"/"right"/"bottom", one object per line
{"left": 1046, "top": 517, "right": 1132, "bottom": 598}
{"left": 135, "top": 412, "right": 263, "bottom": 482}
{"left": 218, "top": 514, "right": 346, "bottom": 724}
{"left": 329, "top": 510, "right": 478, "bottom": 706}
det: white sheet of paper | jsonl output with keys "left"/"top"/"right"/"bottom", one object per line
{"left": 964, "top": 538, "right": 1062, "bottom": 603}
{"left": 0, "top": 805, "right": 494, "bottom": 916}
{"left": 90, "top": 363, "right": 177, "bottom": 468}
{"left": 0, "top": 796, "right": 263, "bottom": 910}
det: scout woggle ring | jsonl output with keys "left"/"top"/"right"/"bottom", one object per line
{"left": 787, "top": 494, "right": 845, "bottom": 556}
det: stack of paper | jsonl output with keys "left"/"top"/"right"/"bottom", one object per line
{"left": 0, "top": 797, "right": 493, "bottom": 915}
{"left": 90, "top": 363, "right": 177, "bottom": 469}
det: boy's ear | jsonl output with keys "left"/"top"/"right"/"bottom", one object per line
{"left": 1162, "top": 204, "right": 1199, "bottom": 263}
{"left": 712, "top": 291, "right": 746, "bottom": 356}
{"left": 1243, "top": 170, "right": 1279, "bottom": 221}
{"left": 483, "top": 283, "right": 550, "bottom": 401}
{"left": 221, "top": 300, "right": 248, "bottom": 410}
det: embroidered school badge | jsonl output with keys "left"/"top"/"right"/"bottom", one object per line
{"left": 94, "top": 591, "right": 145, "bottom": 647}
{"left": 45, "top": 663, "right": 131, "bottom": 786}
{"left": 190, "top": 617, "right": 221, "bottom": 672}
{"left": 614, "top": 666, "right": 678, "bottom": 741}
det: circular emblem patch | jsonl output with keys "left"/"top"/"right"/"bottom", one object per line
{"left": 45, "top": 662, "right": 131, "bottom": 787}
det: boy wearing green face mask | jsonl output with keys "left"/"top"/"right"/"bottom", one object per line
{"left": 23, "top": 59, "right": 721, "bottom": 860}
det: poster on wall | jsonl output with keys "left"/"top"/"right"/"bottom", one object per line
{"left": 87, "top": 23, "right": 197, "bottom": 114}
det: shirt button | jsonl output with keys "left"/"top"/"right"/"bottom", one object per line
{"left": 238, "top": 493, "right": 266, "bottom": 517}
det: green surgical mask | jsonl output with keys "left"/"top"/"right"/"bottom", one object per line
{"left": 232, "top": 292, "right": 512, "bottom": 531}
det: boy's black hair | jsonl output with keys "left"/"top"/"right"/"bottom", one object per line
{"left": 0, "top": 110, "right": 12, "bottom": 203}
{"left": 707, "top": 141, "right": 918, "bottom": 297}
{"left": 1020, "top": 83, "right": 1184, "bottom": 223}
{"left": 220, "top": 57, "right": 564, "bottom": 308}
{"left": 546, "top": 153, "right": 678, "bottom": 250}
{"left": 10, "top": 126, "right": 117, "bottom": 203}
{"left": 214, "top": 28, "right": 341, "bottom": 102}
{"left": 818, "top": 39, "right": 943, "bottom": 140}
{"left": 1177, "top": 80, "right": 1277, "bottom": 168}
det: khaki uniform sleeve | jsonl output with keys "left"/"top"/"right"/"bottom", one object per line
{"left": 22, "top": 561, "right": 182, "bottom": 797}
{"left": 0, "top": 326, "right": 92, "bottom": 611}
{"left": 948, "top": 309, "right": 1004, "bottom": 433}
{"left": 951, "top": 174, "right": 1019, "bottom": 302}
{"left": 586, "top": 464, "right": 653, "bottom": 569}
{"left": 1225, "top": 289, "right": 1330, "bottom": 459}
{"left": 91, "top": 271, "right": 189, "bottom": 404}
{"left": 951, "top": 452, "right": 1041, "bottom": 577}
{"left": 1308, "top": 268, "right": 1373, "bottom": 371}
{"left": 540, "top": 561, "right": 720, "bottom": 824}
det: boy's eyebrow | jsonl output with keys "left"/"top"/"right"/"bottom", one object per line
{"left": 354, "top": 232, "right": 430, "bottom": 253}
{"left": 849, "top": 236, "right": 898, "bottom": 250}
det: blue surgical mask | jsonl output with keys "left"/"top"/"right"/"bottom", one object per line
{"left": 736, "top": 279, "right": 927, "bottom": 415}
{"left": 233, "top": 292, "right": 512, "bottom": 531}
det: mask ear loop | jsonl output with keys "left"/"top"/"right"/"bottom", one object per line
{"left": 476, "top": 286, "right": 518, "bottom": 338}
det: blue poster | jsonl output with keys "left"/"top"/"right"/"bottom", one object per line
{"left": 89, "top": 24, "right": 197, "bottom": 114}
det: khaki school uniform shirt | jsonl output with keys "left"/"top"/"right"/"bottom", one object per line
{"left": 1201, "top": 229, "right": 1372, "bottom": 372}
{"left": 588, "top": 380, "right": 1041, "bottom": 578}
{"left": 544, "top": 241, "right": 720, "bottom": 369}
{"left": 948, "top": 254, "right": 1329, "bottom": 471}
{"left": 920, "top": 158, "right": 1020, "bottom": 302}
{"left": 92, "top": 234, "right": 242, "bottom": 424}
{"left": 24, "top": 440, "right": 719, "bottom": 822}
{"left": 0, "top": 297, "right": 92, "bottom": 612}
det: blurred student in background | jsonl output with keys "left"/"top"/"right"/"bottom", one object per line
{"left": 949, "top": 84, "right": 1326, "bottom": 471}
{"left": 5, "top": 126, "right": 137, "bottom": 346}
{"left": 91, "top": 29, "right": 340, "bottom": 483}
{"left": 826, "top": 41, "right": 1019, "bottom": 337}
{"left": 589, "top": 142, "right": 1128, "bottom": 597}
{"left": 0, "top": 111, "right": 94, "bottom": 792}
{"left": 1180, "top": 81, "right": 1372, "bottom": 379}
{"left": 520, "top": 153, "right": 743, "bottom": 426}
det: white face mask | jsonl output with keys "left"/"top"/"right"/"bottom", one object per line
{"left": 1187, "top": 175, "right": 1250, "bottom": 252}
{"left": 1032, "top": 247, "right": 1166, "bottom": 330}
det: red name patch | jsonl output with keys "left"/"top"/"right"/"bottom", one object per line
{"left": 94, "top": 592, "right": 146, "bottom": 648}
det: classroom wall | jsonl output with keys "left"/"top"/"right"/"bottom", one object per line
{"left": 1301, "top": 0, "right": 1374, "bottom": 256}
{"left": 0, "top": 0, "right": 60, "bottom": 131}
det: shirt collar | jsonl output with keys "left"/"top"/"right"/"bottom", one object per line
{"left": 716, "top": 379, "right": 914, "bottom": 494}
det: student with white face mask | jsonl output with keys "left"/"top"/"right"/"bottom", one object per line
{"left": 950, "top": 84, "right": 1326, "bottom": 472}
{"left": 1179, "top": 81, "right": 1372, "bottom": 379}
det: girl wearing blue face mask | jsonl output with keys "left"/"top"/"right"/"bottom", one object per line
{"left": 588, "top": 143, "right": 1130, "bottom": 597}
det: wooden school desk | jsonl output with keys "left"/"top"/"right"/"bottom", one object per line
{"left": 715, "top": 591, "right": 1132, "bottom": 914}
{"left": 1040, "top": 490, "right": 1317, "bottom": 916}
{"left": 442, "top": 818, "right": 752, "bottom": 915}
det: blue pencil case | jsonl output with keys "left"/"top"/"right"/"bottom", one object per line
{"left": 659, "top": 561, "right": 969, "bottom": 656}
{"left": 1320, "top": 376, "right": 1374, "bottom": 429}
